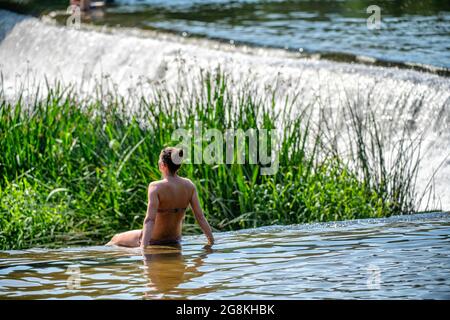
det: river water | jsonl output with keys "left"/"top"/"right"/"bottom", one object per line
{"left": 0, "top": 0, "right": 450, "bottom": 299}
{"left": 104, "top": 0, "right": 450, "bottom": 70}
{"left": 0, "top": 4, "right": 449, "bottom": 299}
{"left": 4, "top": 0, "right": 450, "bottom": 70}
{"left": 1, "top": 212, "right": 449, "bottom": 299}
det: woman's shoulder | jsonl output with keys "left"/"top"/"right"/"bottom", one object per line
{"left": 179, "top": 176, "right": 195, "bottom": 187}
{"left": 148, "top": 177, "right": 193, "bottom": 187}
{"left": 148, "top": 180, "right": 165, "bottom": 189}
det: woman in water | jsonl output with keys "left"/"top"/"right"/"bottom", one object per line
{"left": 107, "top": 147, "right": 215, "bottom": 248}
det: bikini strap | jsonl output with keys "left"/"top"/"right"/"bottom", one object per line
{"left": 157, "top": 207, "right": 187, "bottom": 213}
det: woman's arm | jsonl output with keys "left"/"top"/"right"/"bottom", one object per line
{"left": 140, "top": 183, "right": 159, "bottom": 248}
{"left": 190, "top": 184, "right": 214, "bottom": 245}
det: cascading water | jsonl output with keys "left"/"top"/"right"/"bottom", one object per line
{"left": 0, "top": 9, "right": 449, "bottom": 210}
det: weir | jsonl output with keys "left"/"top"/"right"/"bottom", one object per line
{"left": 0, "top": 9, "right": 449, "bottom": 210}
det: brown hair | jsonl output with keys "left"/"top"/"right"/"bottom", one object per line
{"left": 159, "top": 147, "right": 184, "bottom": 174}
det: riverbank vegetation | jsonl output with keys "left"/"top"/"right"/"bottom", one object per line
{"left": 0, "top": 73, "right": 425, "bottom": 250}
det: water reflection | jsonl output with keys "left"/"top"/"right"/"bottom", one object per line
{"left": 0, "top": 213, "right": 449, "bottom": 299}
{"left": 142, "top": 245, "right": 214, "bottom": 299}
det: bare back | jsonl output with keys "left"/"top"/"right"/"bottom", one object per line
{"left": 149, "top": 176, "right": 195, "bottom": 242}
{"left": 107, "top": 149, "right": 214, "bottom": 248}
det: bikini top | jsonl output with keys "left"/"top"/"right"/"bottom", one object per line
{"left": 157, "top": 207, "right": 187, "bottom": 214}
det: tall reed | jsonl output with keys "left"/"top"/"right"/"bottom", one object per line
{"left": 0, "top": 72, "right": 424, "bottom": 249}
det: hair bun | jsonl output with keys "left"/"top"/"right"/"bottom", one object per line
{"left": 178, "top": 149, "right": 184, "bottom": 158}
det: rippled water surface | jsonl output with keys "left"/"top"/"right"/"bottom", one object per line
{"left": 2, "top": 0, "right": 449, "bottom": 68}
{"left": 79, "top": 0, "right": 450, "bottom": 68}
{"left": 0, "top": 213, "right": 449, "bottom": 299}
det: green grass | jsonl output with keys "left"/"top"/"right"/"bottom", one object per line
{"left": 0, "top": 72, "right": 424, "bottom": 250}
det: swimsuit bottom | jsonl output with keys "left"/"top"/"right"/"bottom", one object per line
{"left": 139, "top": 231, "right": 181, "bottom": 247}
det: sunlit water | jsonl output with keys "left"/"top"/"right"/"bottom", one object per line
{"left": 4, "top": 0, "right": 450, "bottom": 69}
{"left": 106, "top": 0, "right": 450, "bottom": 70}
{"left": 1, "top": 212, "right": 449, "bottom": 299}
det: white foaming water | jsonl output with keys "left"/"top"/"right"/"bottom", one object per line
{"left": 0, "top": 10, "right": 449, "bottom": 210}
